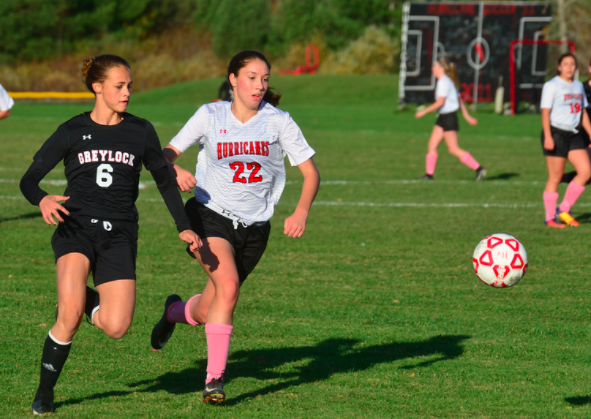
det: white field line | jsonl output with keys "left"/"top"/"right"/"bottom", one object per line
{"left": 4, "top": 194, "right": 591, "bottom": 209}
{"left": 0, "top": 178, "right": 545, "bottom": 187}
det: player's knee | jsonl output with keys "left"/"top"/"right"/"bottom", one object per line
{"left": 101, "top": 319, "right": 131, "bottom": 339}
{"left": 218, "top": 279, "right": 240, "bottom": 306}
{"left": 56, "top": 306, "right": 84, "bottom": 333}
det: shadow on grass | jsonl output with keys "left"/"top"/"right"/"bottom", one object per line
{"left": 129, "top": 334, "right": 470, "bottom": 406}
{"left": 0, "top": 212, "right": 41, "bottom": 223}
{"left": 571, "top": 212, "right": 591, "bottom": 225}
{"left": 484, "top": 172, "right": 519, "bottom": 181}
{"left": 57, "top": 334, "right": 469, "bottom": 409}
{"left": 565, "top": 395, "right": 591, "bottom": 406}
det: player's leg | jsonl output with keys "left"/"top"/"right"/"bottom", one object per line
{"left": 544, "top": 156, "right": 567, "bottom": 227}
{"left": 420, "top": 125, "right": 444, "bottom": 179}
{"left": 32, "top": 253, "right": 90, "bottom": 415}
{"left": 557, "top": 149, "right": 591, "bottom": 226}
{"left": 444, "top": 131, "right": 486, "bottom": 180}
{"left": 93, "top": 280, "right": 136, "bottom": 338}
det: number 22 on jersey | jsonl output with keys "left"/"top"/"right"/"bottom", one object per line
{"left": 230, "top": 162, "right": 263, "bottom": 183}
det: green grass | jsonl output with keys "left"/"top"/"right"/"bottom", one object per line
{"left": 2, "top": 75, "right": 591, "bottom": 418}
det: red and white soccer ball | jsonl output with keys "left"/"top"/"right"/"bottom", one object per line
{"left": 472, "top": 233, "right": 528, "bottom": 288}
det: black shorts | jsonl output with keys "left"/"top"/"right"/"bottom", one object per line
{"left": 541, "top": 127, "right": 589, "bottom": 157}
{"left": 51, "top": 214, "right": 138, "bottom": 286}
{"left": 185, "top": 198, "right": 270, "bottom": 283}
{"left": 435, "top": 112, "right": 459, "bottom": 132}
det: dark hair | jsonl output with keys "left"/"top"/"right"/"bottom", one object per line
{"left": 82, "top": 55, "right": 131, "bottom": 94}
{"left": 556, "top": 52, "right": 577, "bottom": 77}
{"left": 227, "top": 50, "right": 281, "bottom": 107}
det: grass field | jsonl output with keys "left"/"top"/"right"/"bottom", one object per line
{"left": 2, "top": 75, "right": 591, "bottom": 418}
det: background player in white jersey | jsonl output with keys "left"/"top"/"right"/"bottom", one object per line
{"left": 0, "top": 82, "right": 14, "bottom": 120}
{"left": 415, "top": 58, "right": 486, "bottom": 181}
{"left": 540, "top": 53, "right": 591, "bottom": 228}
{"left": 20, "top": 55, "right": 202, "bottom": 415}
{"left": 150, "top": 50, "right": 320, "bottom": 404}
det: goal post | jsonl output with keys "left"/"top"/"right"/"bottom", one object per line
{"left": 509, "top": 39, "right": 575, "bottom": 115}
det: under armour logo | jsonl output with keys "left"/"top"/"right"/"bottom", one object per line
{"left": 83, "top": 134, "right": 92, "bottom": 140}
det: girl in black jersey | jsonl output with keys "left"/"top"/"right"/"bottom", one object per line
{"left": 20, "top": 55, "right": 201, "bottom": 415}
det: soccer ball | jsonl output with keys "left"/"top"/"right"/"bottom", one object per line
{"left": 472, "top": 234, "right": 528, "bottom": 288}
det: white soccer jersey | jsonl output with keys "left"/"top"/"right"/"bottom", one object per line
{"left": 170, "top": 101, "right": 315, "bottom": 225}
{"left": 435, "top": 75, "right": 459, "bottom": 114}
{"left": 541, "top": 76, "right": 587, "bottom": 132}
{"left": 0, "top": 84, "right": 14, "bottom": 111}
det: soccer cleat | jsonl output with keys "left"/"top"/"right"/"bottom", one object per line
{"left": 558, "top": 211, "right": 580, "bottom": 227}
{"left": 545, "top": 219, "right": 566, "bottom": 229}
{"left": 32, "top": 397, "right": 54, "bottom": 415}
{"left": 417, "top": 174, "right": 433, "bottom": 180}
{"left": 151, "top": 294, "right": 182, "bottom": 350}
{"left": 475, "top": 167, "right": 487, "bottom": 181}
{"left": 203, "top": 377, "right": 225, "bottom": 404}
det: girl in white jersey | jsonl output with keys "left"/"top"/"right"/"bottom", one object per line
{"left": 540, "top": 53, "right": 591, "bottom": 228}
{"left": 415, "top": 59, "right": 486, "bottom": 181}
{"left": 150, "top": 50, "right": 320, "bottom": 404}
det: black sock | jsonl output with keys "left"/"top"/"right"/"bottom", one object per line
{"left": 34, "top": 333, "right": 71, "bottom": 401}
{"left": 561, "top": 171, "right": 577, "bottom": 184}
{"left": 85, "top": 286, "right": 100, "bottom": 321}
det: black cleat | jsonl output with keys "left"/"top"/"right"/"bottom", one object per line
{"left": 203, "top": 377, "right": 225, "bottom": 404}
{"left": 417, "top": 174, "right": 433, "bottom": 180}
{"left": 475, "top": 167, "right": 487, "bottom": 181}
{"left": 32, "top": 398, "right": 54, "bottom": 415}
{"left": 151, "top": 294, "right": 182, "bottom": 350}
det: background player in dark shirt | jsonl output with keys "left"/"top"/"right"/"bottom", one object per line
{"left": 20, "top": 54, "right": 201, "bottom": 415}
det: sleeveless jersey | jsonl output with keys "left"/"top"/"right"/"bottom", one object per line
{"left": 169, "top": 101, "right": 315, "bottom": 224}
{"left": 541, "top": 76, "right": 588, "bottom": 132}
{"left": 24, "top": 112, "right": 169, "bottom": 222}
{"left": 435, "top": 75, "right": 459, "bottom": 114}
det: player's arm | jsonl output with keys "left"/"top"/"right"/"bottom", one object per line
{"left": 541, "top": 108, "right": 554, "bottom": 150}
{"left": 163, "top": 145, "right": 197, "bottom": 193}
{"left": 582, "top": 110, "right": 591, "bottom": 141}
{"left": 415, "top": 96, "right": 445, "bottom": 118}
{"left": 284, "top": 158, "right": 320, "bottom": 238}
{"left": 20, "top": 127, "right": 71, "bottom": 225}
{"left": 459, "top": 98, "right": 477, "bottom": 125}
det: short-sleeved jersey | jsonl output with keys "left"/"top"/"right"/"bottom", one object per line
{"left": 540, "top": 76, "right": 588, "bottom": 132}
{"left": 435, "top": 75, "right": 459, "bottom": 114}
{"left": 26, "top": 112, "right": 169, "bottom": 221}
{"left": 0, "top": 84, "right": 14, "bottom": 111}
{"left": 583, "top": 79, "right": 591, "bottom": 120}
{"left": 170, "top": 101, "right": 315, "bottom": 224}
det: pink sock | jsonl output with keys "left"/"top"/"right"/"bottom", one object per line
{"left": 559, "top": 181, "right": 585, "bottom": 213}
{"left": 426, "top": 153, "right": 438, "bottom": 175}
{"left": 205, "top": 323, "right": 233, "bottom": 382}
{"left": 166, "top": 294, "right": 201, "bottom": 326}
{"left": 460, "top": 152, "right": 480, "bottom": 170}
{"left": 543, "top": 191, "right": 559, "bottom": 222}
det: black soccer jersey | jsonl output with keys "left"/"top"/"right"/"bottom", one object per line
{"left": 21, "top": 112, "right": 191, "bottom": 231}
{"left": 584, "top": 80, "right": 591, "bottom": 120}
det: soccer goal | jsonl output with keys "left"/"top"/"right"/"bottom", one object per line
{"left": 509, "top": 39, "right": 575, "bottom": 115}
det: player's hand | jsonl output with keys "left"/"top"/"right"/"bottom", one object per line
{"left": 415, "top": 110, "right": 425, "bottom": 119}
{"left": 179, "top": 230, "right": 202, "bottom": 253}
{"left": 466, "top": 116, "right": 478, "bottom": 126}
{"left": 543, "top": 136, "right": 555, "bottom": 151}
{"left": 284, "top": 210, "right": 307, "bottom": 238}
{"left": 39, "top": 195, "right": 70, "bottom": 225}
{"left": 172, "top": 164, "right": 197, "bottom": 193}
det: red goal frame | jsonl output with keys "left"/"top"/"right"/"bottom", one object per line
{"left": 509, "top": 39, "right": 575, "bottom": 115}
